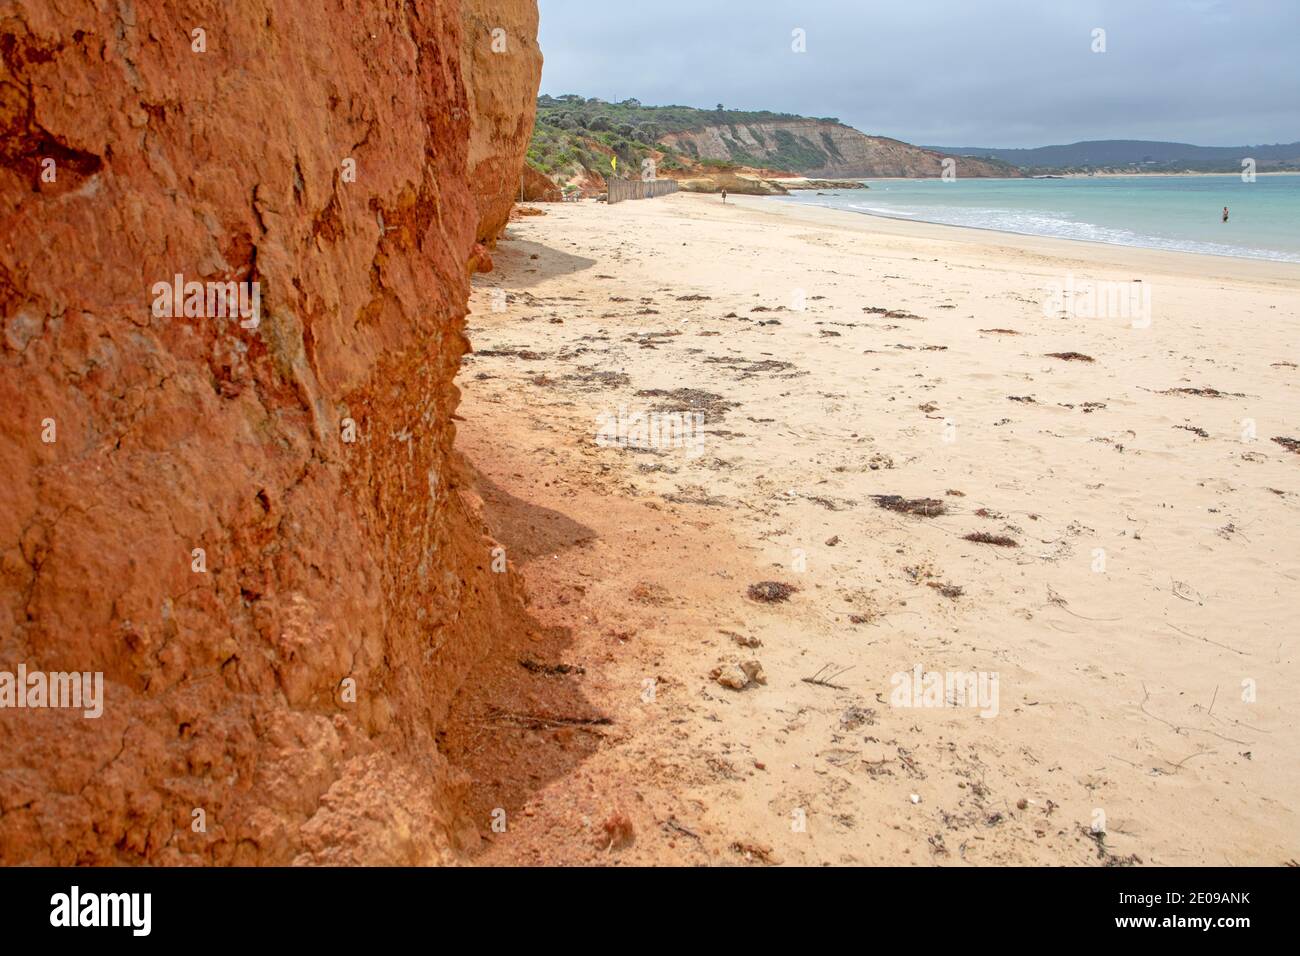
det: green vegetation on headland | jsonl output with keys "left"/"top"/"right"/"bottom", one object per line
{"left": 527, "top": 94, "right": 849, "bottom": 184}
{"left": 526, "top": 96, "right": 1029, "bottom": 190}
{"left": 525, "top": 100, "right": 665, "bottom": 178}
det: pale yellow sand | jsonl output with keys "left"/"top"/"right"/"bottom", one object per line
{"left": 455, "top": 193, "right": 1299, "bottom": 865}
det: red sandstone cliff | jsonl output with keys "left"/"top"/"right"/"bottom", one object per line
{"left": 464, "top": 0, "right": 543, "bottom": 242}
{"left": 0, "top": 0, "right": 540, "bottom": 864}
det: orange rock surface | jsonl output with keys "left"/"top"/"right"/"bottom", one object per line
{"left": 0, "top": 0, "right": 539, "bottom": 864}
{"left": 464, "top": 0, "right": 543, "bottom": 242}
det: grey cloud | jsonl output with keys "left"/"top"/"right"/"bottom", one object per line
{"left": 537, "top": 0, "right": 1299, "bottom": 147}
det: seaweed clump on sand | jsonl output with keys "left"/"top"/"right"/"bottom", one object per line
{"left": 963, "top": 532, "right": 1018, "bottom": 547}
{"left": 872, "top": 495, "right": 947, "bottom": 517}
{"left": 635, "top": 387, "right": 739, "bottom": 419}
{"left": 927, "top": 581, "right": 965, "bottom": 599}
{"left": 1160, "top": 386, "right": 1245, "bottom": 398}
{"left": 747, "top": 581, "right": 798, "bottom": 603}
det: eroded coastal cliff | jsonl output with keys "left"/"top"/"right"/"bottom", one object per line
{"left": 661, "top": 120, "right": 1018, "bottom": 178}
{"left": 0, "top": 0, "right": 541, "bottom": 864}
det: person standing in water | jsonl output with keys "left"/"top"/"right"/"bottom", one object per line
{"left": 1223, "top": 206, "right": 1229, "bottom": 223}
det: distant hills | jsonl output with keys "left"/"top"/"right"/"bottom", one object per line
{"left": 924, "top": 139, "right": 1300, "bottom": 173}
{"left": 526, "top": 100, "right": 1299, "bottom": 188}
{"left": 528, "top": 95, "right": 1018, "bottom": 192}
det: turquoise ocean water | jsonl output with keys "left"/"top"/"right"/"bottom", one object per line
{"left": 777, "top": 173, "right": 1300, "bottom": 263}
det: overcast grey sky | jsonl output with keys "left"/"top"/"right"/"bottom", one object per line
{"left": 536, "top": 0, "right": 1299, "bottom": 148}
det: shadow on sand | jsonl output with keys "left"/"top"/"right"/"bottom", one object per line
{"left": 438, "top": 462, "right": 607, "bottom": 858}
{"left": 485, "top": 232, "right": 598, "bottom": 289}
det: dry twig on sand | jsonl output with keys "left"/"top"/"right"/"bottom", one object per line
{"left": 482, "top": 707, "right": 612, "bottom": 734}
{"left": 1137, "top": 684, "right": 1249, "bottom": 746}
{"left": 802, "top": 663, "right": 854, "bottom": 690}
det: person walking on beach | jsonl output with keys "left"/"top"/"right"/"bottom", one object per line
{"left": 1223, "top": 206, "right": 1229, "bottom": 223}
{"left": 721, "top": 188, "right": 727, "bottom": 204}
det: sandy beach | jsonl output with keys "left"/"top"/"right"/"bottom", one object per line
{"left": 445, "top": 192, "right": 1300, "bottom": 865}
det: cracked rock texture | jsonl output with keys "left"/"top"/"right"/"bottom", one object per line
{"left": 0, "top": 0, "right": 540, "bottom": 864}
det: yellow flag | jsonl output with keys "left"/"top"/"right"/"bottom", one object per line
{"left": 611, "top": 155, "right": 617, "bottom": 173}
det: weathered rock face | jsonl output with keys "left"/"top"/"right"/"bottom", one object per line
{"left": 463, "top": 0, "right": 542, "bottom": 242}
{"left": 673, "top": 171, "right": 791, "bottom": 196}
{"left": 519, "top": 163, "right": 562, "bottom": 202}
{"left": 662, "top": 121, "right": 1021, "bottom": 178}
{"left": 0, "top": 0, "right": 538, "bottom": 865}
